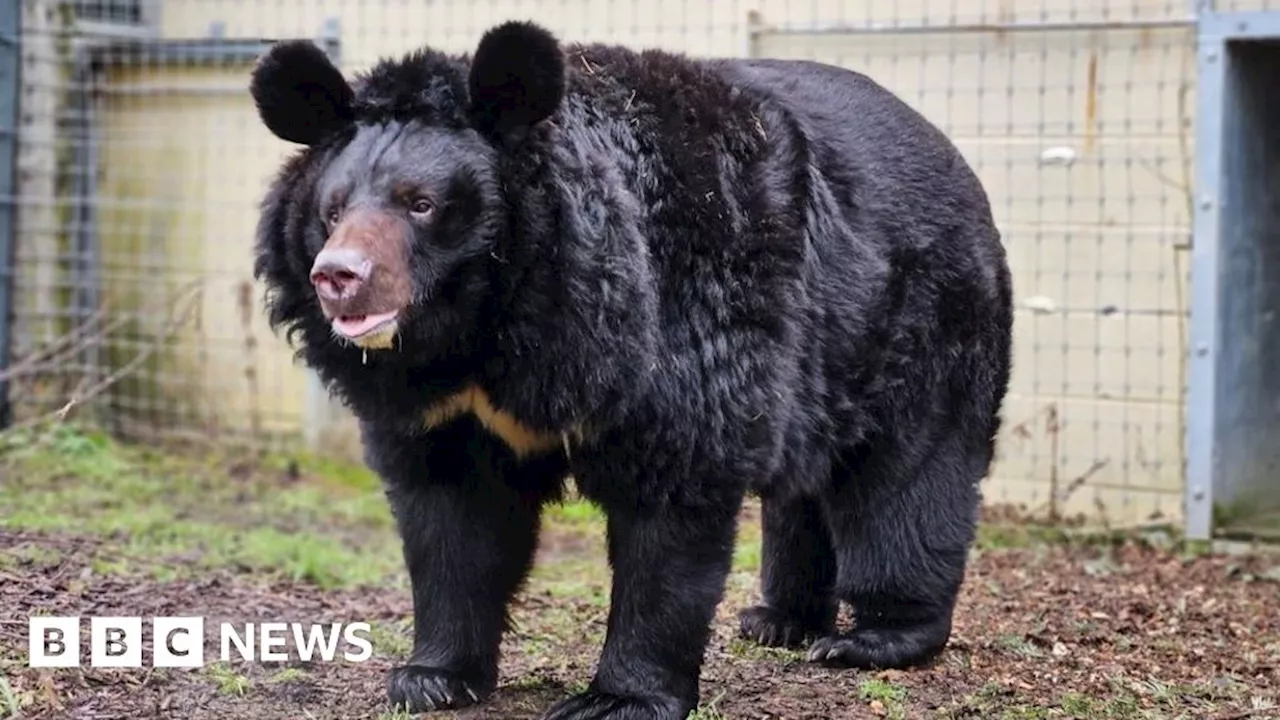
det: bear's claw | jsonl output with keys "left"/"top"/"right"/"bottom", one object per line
{"left": 387, "top": 664, "right": 487, "bottom": 713}
{"left": 738, "top": 604, "right": 830, "bottom": 649}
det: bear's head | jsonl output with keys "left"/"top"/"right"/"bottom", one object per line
{"left": 249, "top": 21, "right": 565, "bottom": 358}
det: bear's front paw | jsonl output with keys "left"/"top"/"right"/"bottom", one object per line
{"left": 542, "top": 689, "right": 687, "bottom": 720}
{"left": 386, "top": 664, "right": 490, "bottom": 713}
{"left": 738, "top": 604, "right": 830, "bottom": 648}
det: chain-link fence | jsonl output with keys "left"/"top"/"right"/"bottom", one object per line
{"left": 0, "top": 0, "right": 1273, "bottom": 532}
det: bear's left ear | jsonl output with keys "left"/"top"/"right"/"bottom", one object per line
{"left": 250, "top": 40, "right": 354, "bottom": 145}
{"left": 467, "top": 21, "right": 566, "bottom": 145}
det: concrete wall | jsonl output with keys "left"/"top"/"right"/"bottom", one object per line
{"left": 11, "top": 0, "right": 1200, "bottom": 527}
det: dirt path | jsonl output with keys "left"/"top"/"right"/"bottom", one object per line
{"left": 2, "top": 525, "right": 1277, "bottom": 720}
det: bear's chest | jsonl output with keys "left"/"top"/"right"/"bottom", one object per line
{"left": 422, "top": 385, "right": 565, "bottom": 457}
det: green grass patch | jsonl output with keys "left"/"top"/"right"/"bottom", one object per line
{"left": 203, "top": 662, "right": 251, "bottom": 697}
{"left": 732, "top": 537, "right": 762, "bottom": 573}
{"left": 257, "top": 449, "right": 381, "bottom": 492}
{"left": 941, "top": 676, "right": 1259, "bottom": 720}
{"left": 0, "top": 544, "right": 62, "bottom": 571}
{"left": 0, "top": 423, "right": 402, "bottom": 589}
{"left": 542, "top": 495, "right": 605, "bottom": 530}
{"left": 689, "top": 691, "right": 728, "bottom": 720}
{"left": 995, "top": 634, "right": 1043, "bottom": 659}
{"left": 531, "top": 553, "right": 610, "bottom": 609}
{"left": 724, "top": 637, "right": 806, "bottom": 663}
{"left": 858, "top": 678, "right": 907, "bottom": 703}
{"left": 1059, "top": 692, "right": 1103, "bottom": 716}
{"left": 366, "top": 619, "right": 413, "bottom": 660}
{"left": 514, "top": 600, "right": 607, "bottom": 650}
{"left": 0, "top": 676, "right": 19, "bottom": 720}
{"left": 858, "top": 677, "right": 908, "bottom": 718}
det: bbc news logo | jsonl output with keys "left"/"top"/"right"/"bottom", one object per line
{"left": 28, "top": 617, "right": 373, "bottom": 668}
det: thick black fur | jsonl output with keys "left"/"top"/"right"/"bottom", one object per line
{"left": 251, "top": 20, "right": 1013, "bottom": 720}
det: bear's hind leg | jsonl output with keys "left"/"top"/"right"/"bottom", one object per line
{"left": 809, "top": 433, "right": 982, "bottom": 670}
{"left": 737, "top": 492, "right": 837, "bottom": 648}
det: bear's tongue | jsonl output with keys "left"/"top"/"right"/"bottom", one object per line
{"left": 333, "top": 311, "right": 397, "bottom": 337}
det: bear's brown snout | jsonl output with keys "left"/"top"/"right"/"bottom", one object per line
{"left": 309, "top": 207, "right": 414, "bottom": 347}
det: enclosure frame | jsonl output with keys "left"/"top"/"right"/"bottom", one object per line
{"left": 1187, "top": 9, "right": 1280, "bottom": 540}
{"left": 0, "top": 17, "right": 341, "bottom": 433}
{"left": 0, "top": 2, "right": 19, "bottom": 429}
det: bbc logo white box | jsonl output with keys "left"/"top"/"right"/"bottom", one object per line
{"left": 153, "top": 617, "right": 205, "bottom": 668}
{"left": 90, "top": 617, "right": 143, "bottom": 668}
{"left": 28, "top": 616, "right": 81, "bottom": 668}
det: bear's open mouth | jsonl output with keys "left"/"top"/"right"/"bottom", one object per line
{"left": 332, "top": 310, "right": 400, "bottom": 340}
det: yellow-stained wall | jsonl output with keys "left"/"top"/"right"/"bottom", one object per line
{"left": 57, "top": 0, "right": 1216, "bottom": 526}
{"left": 94, "top": 66, "right": 305, "bottom": 438}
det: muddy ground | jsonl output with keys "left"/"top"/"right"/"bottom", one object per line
{"left": 0, "top": 430, "right": 1278, "bottom": 719}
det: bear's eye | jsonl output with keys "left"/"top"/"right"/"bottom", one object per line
{"left": 409, "top": 197, "right": 433, "bottom": 217}
{"left": 324, "top": 206, "right": 341, "bottom": 227}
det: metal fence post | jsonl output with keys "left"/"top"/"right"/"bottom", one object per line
{"left": 1186, "top": 27, "right": 1226, "bottom": 541}
{"left": 0, "top": 1, "right": 20, "bottom": 429}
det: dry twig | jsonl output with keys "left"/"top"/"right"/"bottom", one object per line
{"left": 0, "top": 304, "right": 128, "bottom": 383}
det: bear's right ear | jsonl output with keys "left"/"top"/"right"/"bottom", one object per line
{"left": 250, "top": 40, "right": 354, "bottom": 146}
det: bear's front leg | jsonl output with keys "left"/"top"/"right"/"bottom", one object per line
{"left": 366, "top": 421, "right": 562, "bottom": 714}
{"left": 543, "top": 494, "right": 743, "bottom": 720}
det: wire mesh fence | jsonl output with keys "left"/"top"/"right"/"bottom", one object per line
{"left": 0, "top": 0, "right": 1259, "bottom": 529}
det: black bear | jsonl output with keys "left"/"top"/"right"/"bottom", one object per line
{"left": 249, "top": 19, "right": 1013, "bottom": 720}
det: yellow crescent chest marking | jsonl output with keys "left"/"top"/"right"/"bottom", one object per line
{"left": 422, "top": 385, "right": 565, "bottom": 457}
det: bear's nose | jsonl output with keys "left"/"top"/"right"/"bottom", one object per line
{"left": 310, "top": 249, "right": 372, "bottom": 301}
